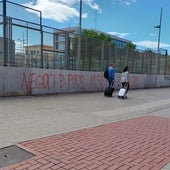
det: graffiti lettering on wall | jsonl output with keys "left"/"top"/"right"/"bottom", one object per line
{"left": 90, "top": 73, "right": 107, "bottom": 90}
{"left": 21, "top": 71, "right": 107, "bottom": 92}
{"left": 21, "top": 72, "right": 57, "bottom": 91}
{"left": 67, "top": 74, "right": 85, "bottom": 90}
{"left": 21, "top": 71, "right": 140, "bottom": 92}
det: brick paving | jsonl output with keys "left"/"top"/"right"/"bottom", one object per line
{"left": 1, "top": 115, "right": 170, "bottom": 170}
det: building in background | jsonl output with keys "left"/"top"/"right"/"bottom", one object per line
{"left": 25, "top": 45, "right": 53, "bottom": 68}
{"left": 54, "top": 27, "right": 130, "bottom": 53}
{"left": 0, "top": 37, "right": 15, "bottom": 66}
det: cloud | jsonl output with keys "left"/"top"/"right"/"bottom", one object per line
{"left": 134, "top": 40, "right": 170, "bottom": 49}
{"left": 112, "top": 0, "right": 136, "bottom": 6}
{"left": 84, "top": 0, "right": 102, "bottom": 12}
{"left": 150, "top": 33, "right": 156, "bottom": 37}
{"left": 108, "top": 31, "right": 129, "bottom": 38}
{"left": 22, "top": 0, "right": 101, "bottom": 22}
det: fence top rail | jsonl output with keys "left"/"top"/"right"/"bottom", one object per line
{"left": 6, "top": 0, "right": 41, "bottom": 13}
{"left": 42, "top": 25, "right": 67, "bottom": 34}
{"left": 0, "top": 13, "right": 40, "bottom": 26}
{"left": 0, "top": 13, "right": 67, "bottom": 35}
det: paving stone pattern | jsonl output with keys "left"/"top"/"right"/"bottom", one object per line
{"left": 1, "top": 115, "right": 170, "bottom": 170}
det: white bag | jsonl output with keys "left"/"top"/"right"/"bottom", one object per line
{"left": 118, "top": 88, "right": 126, "bottom": 99}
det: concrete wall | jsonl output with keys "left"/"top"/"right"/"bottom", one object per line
{"left": 0, "top": 67, "right": 170, "bottom": 96}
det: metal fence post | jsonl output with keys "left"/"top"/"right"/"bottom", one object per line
{"left": 40, "top": 11, "right": 43, "bottom": 68}
{"left": 101, "top": 41, "right": 104, "bottom": 70}
{"left": 65, "top": 33, "right": 70, "bottom": 69}
{"left": 141, "top": 53, "right": 145, "bottom": 74}
{"left": 3, "top": 0, "right": 7, "bottom": 66}
{"left": 131, "top": 50, "right": 135, "bottom": 73}
{"left": 150, "top": 52, "right": 153, "bottom": 74}
{"left": 164, "top": 55, "right": 167, "bottom": 75}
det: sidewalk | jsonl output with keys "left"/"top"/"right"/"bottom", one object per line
{"left": 0, "top": 88, "right": 170, "bottom": 170}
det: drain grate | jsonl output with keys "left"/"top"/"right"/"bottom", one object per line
{"left": 0, "top": 145, "right": 35, "bottom": 168}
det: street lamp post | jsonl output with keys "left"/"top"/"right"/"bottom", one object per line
{"left": 154, "top": 7, "right": 162, "bottom": 74}
{"left": 77, "top": 0, "right": 82, "bottom": 68}
{"left": 79, "top": 0, "right": 82, "bottom": 34}
{"left": 3, "top": 0, "right": 7, "bottom": 66}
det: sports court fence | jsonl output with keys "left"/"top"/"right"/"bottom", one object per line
{"left": 0, "top": 0, "right": 169, "bottom": 74}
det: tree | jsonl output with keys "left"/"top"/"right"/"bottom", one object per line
{"left": 144, "top": 48, "right": 154, "bottom": 53}
{"left": 82, "top": 29, "right": 111, "bottom": 42}
{"left": 126, "top": 42, "right": 136, "bottom": 49}
{"left": 82, "top": 29, "right": 98, "bottom": 39}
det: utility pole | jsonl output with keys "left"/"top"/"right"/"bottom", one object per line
{"left": 154, "top": 7, "right": 162, "bottom": 74}
{"left": 77, "top": 0, "right": 82, "bottom": 69}
{"left": 3, "top": 0, "right": 7, "bottom": 66}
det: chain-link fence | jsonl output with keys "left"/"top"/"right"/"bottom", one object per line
{"left": 69, "top": 36, "right": 170, "bottom": 74}
{"left": 0, "top": 1, "right": 169, "bottom": 74}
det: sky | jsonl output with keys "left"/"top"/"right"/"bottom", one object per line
{"left": 2, "top": 0, "right": 170, "bottom": 53}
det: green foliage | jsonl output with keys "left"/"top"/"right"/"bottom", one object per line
{"left": 144, "top": 48, "right": 154, "bottom": 53}
{"left": 82, "top": 29, "right": 111, "bottom": 43}
{"left": 126, "top": 42, "right": 136, "bottom": 49}
{"left": 82, "top": 29, "right": 98, "bottom": 39}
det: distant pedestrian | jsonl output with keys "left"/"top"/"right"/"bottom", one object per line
{"left": 107, "top": 63, "right": 115, "bottom": 87}
{"left": 104, "top": 63, "right": 115, "bottom": 97}
{"left": 120, "top": 66, "right": 130, "bottom": 94}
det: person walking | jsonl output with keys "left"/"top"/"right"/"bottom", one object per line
{"left": 120, "top": 66, "right": 130, "bottom": 94}
{"left": 104, "top": 63, "right": 115, "bottom": 97}
{"left": 107, "top": 63, "right": 115, "bottom": 87}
